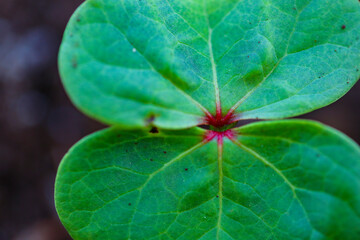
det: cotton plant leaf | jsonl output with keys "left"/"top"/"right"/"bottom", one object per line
{"left": 55, "top": 120, "right": 360, "bottom": 239}
{"left": 59, "top": 0, "right": 360, "bottom": 129}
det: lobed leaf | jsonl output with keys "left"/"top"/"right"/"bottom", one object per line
{"left": 55, "top": 120, "right": 360, "bottom": 239}
{"left": 59, "top": 0, "right": 360, "bottom": 129}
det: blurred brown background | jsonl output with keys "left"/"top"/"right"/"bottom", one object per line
{"left": 0, "top": 0, "right": 359, "bottom": 240}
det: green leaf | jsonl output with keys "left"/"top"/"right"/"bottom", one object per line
{"left": 59, "top": 0, "right": 360, "bottom": 129}
{"left": 55, "top": 120, "right": 360, "bottom": 239}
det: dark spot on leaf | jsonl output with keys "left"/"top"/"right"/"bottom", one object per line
{"left": 314, "top": 40, "right": 317, "bottom": 43}
{"left": 341, "top": 25, "right": 346, "bottom": 30}
{"left": 150, "top": 159, "right": 153, "bottom": 161}
{"left": 134, "top": 142, "right": 138, "bottom": 145}
{"left": 128, "top": 203, "right": 131, "bottom": 206}
{"left": 72, "top": 58, "right": 77, "bottom": 68}
{"left": 185, "top": 168, "right": 188, "bottom": 171}
{"left": 293, "top": 7, "right": 297, "bottom": 10}
{"left": 334, "top": 49, "right": 337, "bottom": 52}
{"left": 149, "top": 127, "right": 159, "bottom": 134}
{"left": 356, "top": 69, "right": 359, "bottom": 72}
{"left": 216, "top": 195, "right": 219, "bottom": 198}
{"left": 247, "top": 55, "right": 249, "bottom": 58}
{"left": 258, "top": 41, "right": 261, "bottom": 44}
{"left": 126, "top": 150, "right": 128, "bottom": 153}
{"left": 146, "top": 114, "right": 155, "bottom": 124}
{"left": 163, "top": 151, "right": 167, "bottom": 154}
{"left": 347, "top": 81, "right": 350, "bottom": 84}
{"left": 76, "top": 17, "right": 81, "bottom": 22}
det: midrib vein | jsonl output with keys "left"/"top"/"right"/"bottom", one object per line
{"left": 208, "top": 29, "right": 221, "bottom": 113}
{"left": 203, "top": 0, "right": 221, "bottom": 114}
{"left": 216, "top": 138, "right": 224, "bottom": 239}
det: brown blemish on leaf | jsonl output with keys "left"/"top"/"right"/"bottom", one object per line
{"left": 185, "top": 168, "right": 188, "bottom": 171}
{"left": 72, "top": 57, "right": 77, "bottom": 69}
{"left": 163, "top": 151, "right": 167, "bottom": 154}
{"left": 341, "top": 25, "right": 346, "bottom": 30}
{"left": 150, "top": 159, "right": 153, "bottom": 161}
{"left": 149, "top": 127, "right": 159, "bottom": 134}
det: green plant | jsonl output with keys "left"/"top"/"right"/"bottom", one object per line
{"left": 55, "top": 0, "right": 360, "bottom": 239}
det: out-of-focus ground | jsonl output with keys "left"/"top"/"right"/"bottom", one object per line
{"left": 0, "top": 0, "right": 359, "bottom": 239}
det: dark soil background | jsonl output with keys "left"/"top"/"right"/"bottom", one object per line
{"left": 0, "top": 1, "right": 359, "bottom": 239}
